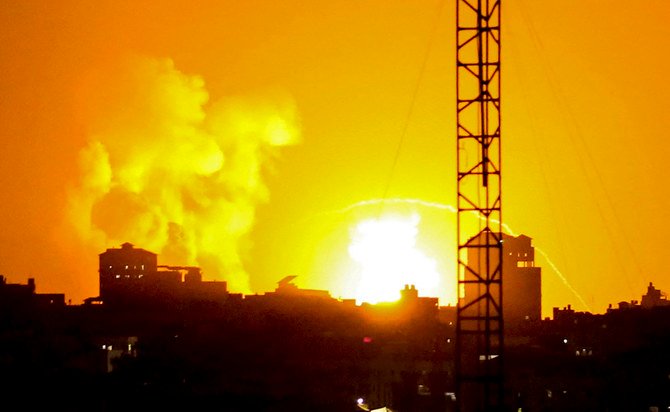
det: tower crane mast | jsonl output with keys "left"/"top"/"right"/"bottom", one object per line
{"left": 455, "top": 0, "right": 504, "bottom": 410}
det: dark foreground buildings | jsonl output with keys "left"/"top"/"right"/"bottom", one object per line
{"left": 1, "top": 241, "right": 670, "bottom": 411}
{"left": 0, "top": 243, "right": 451, "bottom": 411}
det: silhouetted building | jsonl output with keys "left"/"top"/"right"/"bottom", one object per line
{"left": 0, "top": 275, "right": 35, "bottom": 304}
{"left": 99, "top": 242, "right": 158, "bottom": 302}
{"left": 399, "top": 284, "right": 439, "bottom": 322}
{"left": 160, "top": 265, "right": 229, "bottom": 303}
{"left": 96, "top": 242, "right": 227, "bottom": 306}
{"left": 641, "top": 282, "right": 670, "bottom": 308}
{"left": 358, "top": 285, "right": 450, "bottom": 412}
{"left": 602, "top": 282, "right": 670, "bottom": 313}
{"left": 466, "top": 233, "right": 542, "bottom": 332}
{"left": 502, "top": 234, "right": 542, "bottom": 326}
{"left": 0, "top": 275, "right": 65, "bottom": 309}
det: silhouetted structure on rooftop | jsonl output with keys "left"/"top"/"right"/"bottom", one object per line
{"left": 641, "top": 282, "right": 670, "bottom": 308}
{"left": 272, "top": 275, "right": 331, "bottom": 299}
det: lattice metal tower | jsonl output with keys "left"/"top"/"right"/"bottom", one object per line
{"left": 455, "top": 0, "right": 504, "bottom": 411}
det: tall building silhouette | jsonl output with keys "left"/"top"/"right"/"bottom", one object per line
{"left": 466, "top": 233, "right": 542, "bottom": 331}
{"left": 503, "top": 234, "right": 541, "bottom": 327}
{"left": 99, "top": 242, "right": 159, "bottom": 302}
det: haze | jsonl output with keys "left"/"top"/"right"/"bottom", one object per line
{"left": 1, "top": 1, "right": 669, "bottom": 316}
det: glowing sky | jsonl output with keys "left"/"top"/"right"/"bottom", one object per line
{"left": 1, "top": 1, "right": 669, "bottom": 316}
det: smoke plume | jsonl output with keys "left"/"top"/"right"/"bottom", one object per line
{"left": 68, "top": 56, "right": 300, "bottom": 293}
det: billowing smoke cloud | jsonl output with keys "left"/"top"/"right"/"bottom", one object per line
{"left": 68, "top": 56, "right": 300, "bottom": 293}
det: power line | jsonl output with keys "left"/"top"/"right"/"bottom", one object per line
{"left": 377, "top": 0, "right": 446, "bottom": 218}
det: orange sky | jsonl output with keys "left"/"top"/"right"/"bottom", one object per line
{"left": 1, "top": 1, "right": 669, "bottom": 316}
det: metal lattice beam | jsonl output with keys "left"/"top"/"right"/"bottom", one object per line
{"left": 455, "top": 0, "right": 504, "bottom": 410}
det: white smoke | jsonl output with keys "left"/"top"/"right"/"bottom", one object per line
{"left": 68, "top": 56, "right": 300, "bottom": 293}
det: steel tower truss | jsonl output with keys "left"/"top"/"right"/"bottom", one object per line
{"left": 455, "top": 0, "right": 503, "bottom": 410}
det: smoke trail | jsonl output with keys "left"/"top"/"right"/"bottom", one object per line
{"left": 68, "top": 56, "right": 300, "bottom": 293}
{"left": 326, "top": 197, "right": 591, "bottom": 311}
{"left": 533, "top": 247, "right": 590, "bottom": 310}
{"left": 325, "top": 198, "right": 518, "bottom": 235}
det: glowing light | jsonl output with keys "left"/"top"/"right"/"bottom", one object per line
{"left": 329, "top": 197, "right": 591, "bottom": 311}
{"left": 349, "top": 214, "right": 440, "bottom": 304}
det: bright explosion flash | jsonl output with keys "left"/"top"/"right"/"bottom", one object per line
{"left": 334, "top": 198, "right": 590, "bottom": 311}
{"left": 349, "top": 214, "right": 440, "bottom": 304}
